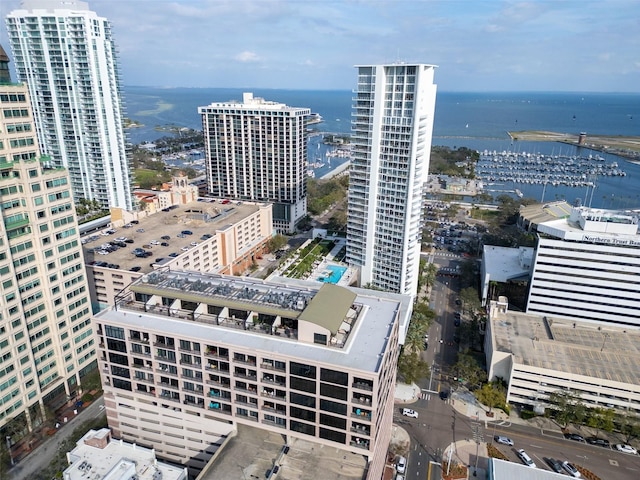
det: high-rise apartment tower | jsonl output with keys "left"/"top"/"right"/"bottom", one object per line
{"left": 6, "top": 0, "right": 133, "bottom": 210}
{"left": 199, "top": 92, "right": 309, "bottom": 233}
{"left": 347, "top": 64, "right": 437, "bottom": 295}
{"left": 0, "top": 52, "right": 96, "bottom": 432}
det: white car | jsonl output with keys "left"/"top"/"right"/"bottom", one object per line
{"left": 396, "top": 456, "right": 406, "bottom": 474}
{"left": 494, "top": 435, "right": 513, "bottom": 446}
{"left": 150, "top": 240, "right": 160, "bottom": 245}
{"left": 615, "top": 444, "right": 638, "bottom": 455}
{"left": 402, "top": 408, "right": 418, "bottom": 418}
{"left": 562, "top": 461, "right": 581, "bottom": 478}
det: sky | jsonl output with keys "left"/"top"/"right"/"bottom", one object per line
{"left": 1, "top": 0, "right": 639, "bottom": 92}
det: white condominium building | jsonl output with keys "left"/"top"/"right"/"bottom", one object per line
{"left": 94, "top": 271, "right": 409, "bottom": 479}
{"left": 347, "top": 64, "right": 437, "bottom": 295}
{"left": 0, "top": 77, "right": 96, "bottom": 432}
{"left": 6, "top": 0, "right": 133, "bottom": 210}
{"left": 526, "top": 206, "right": 640, "bottom": 328}
{"left": 199, "top": 92, "right": 310, "bottom": 234}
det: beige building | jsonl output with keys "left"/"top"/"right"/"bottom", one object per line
{"left": 0, "top": 71, "right": 95, "bottom": 432}
{"left": 485, "top": 297, "right": 640, "bottom": 415}
{"left": 84, "top": 200, "right": 273, "bottom": 310}
{"left": 93, "top": 271, "right": 410, "bottom": 479}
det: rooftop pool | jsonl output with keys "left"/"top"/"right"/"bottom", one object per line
{"left": 318, "top": 265, "right": 347, "bottom": 284}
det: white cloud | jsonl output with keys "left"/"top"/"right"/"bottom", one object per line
{"left": 235, "top": 51, "right": 260, "bottom": 63}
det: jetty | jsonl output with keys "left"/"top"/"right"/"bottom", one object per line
{"left": 508, "top": 130, "right": 640, "bottom": 162}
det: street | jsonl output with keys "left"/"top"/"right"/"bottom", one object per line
{"left": 9, "top": 397, "right": 105, "bottom": 480}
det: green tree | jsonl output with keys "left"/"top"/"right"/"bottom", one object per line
{"left": 475, "top": 382, "right": 506, "bottom": 413}
{"left": 397, "top": 350, "right": 430, "bottom": 385}
{"left": 587, "top": 408, "right": 615, "bottom": 435}
{"left": 267, "top": 234, "right": 288, "bottom": 252}
{"left": 549, "top": 390, "right": 586, "bottom": 429}
{"left": 459, "top": 286, "right": 481, "bottom": 316}
{"left": 618, "top": 415, "right": 640, "bottom": 444}
{"left": 453, "top": 351, "right": 486, "bottom": 389}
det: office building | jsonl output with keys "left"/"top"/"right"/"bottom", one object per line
{"left": 6, "top": 0, "right": 133, "bottom": 210}
{"left": 64, "top": 428, "right": 188, "bottom": 480}
{"left": 526, "top": 205, "right": 640, "bottom": 328}
{"left": 347, "top": 64, "right": 437, "bottom": 295}
{"left": 94, "top": 271, "right": 409, "bottom": 479}
{"left": 485, "top": 298, "right": 640, "bottom": 415}
{"left": 0, "top": 64, "right": 96, "bottom": 431}
{"left": 199, "top": 92, "right": 310, "bottom": 233}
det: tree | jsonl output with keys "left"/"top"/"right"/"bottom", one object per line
{"left": 617, "top": 414, "right": 640, "bottom": 444}
{"left": 452, "top": 351, "right": 486, "bottom": 390}
{"left": 267, "top": 234, "right": 288, "bottom": 252}
{"left": 397, "top": 350, "right": 430, "bottom": 385}
{"left": 586, "top": 408, "right": 615, "bottom": 436}
{"left": 475, "top": 382, "right": 506, "bottom": 413}
{"left": 549, "top": 390, "right": 586, "bottom": 429}
{"left": 459, "top": 287, "right": 481, "bottom": 316}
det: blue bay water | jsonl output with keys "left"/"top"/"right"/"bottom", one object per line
{"left": 123, "top": 86, "right": 640, "bottom": 208}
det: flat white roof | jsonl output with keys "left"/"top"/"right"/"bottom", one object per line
{"left": 483, "top": 245, "right": 533, "bottom": 282}
{"left": 64, "top": 429, "right": 187, "bottom": 480}
{"left": 98, "top": 273, "right": 410, "bottom": 373}
{"left": 489, "top": 458, "right": 566, "bottom": 479}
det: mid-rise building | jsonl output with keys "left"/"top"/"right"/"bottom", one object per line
{"left": 526, "top": 205, "right": 640, "bottom": 328}
{"left": 83, "top": 200, "right": 273, "bottom": 309}
{"left": 0, "top": 65, "right": 96, "bottom": 432}
{"left": 485, "top": 298, "right": 640, "bottom": 415}
{"left": 347, "top": 64, "right": 437, "bottom": 295}
{"left": 94, "top": 271, "right": 409, "bottom": 479}
{"left": 199, "top": 92, "right": 310, "bottom": 233}
{"left": 64, "top": 428, "right": 188, "bottom": 480}
{"left": 6, "top": 0, "right": 133, "bottom": 210}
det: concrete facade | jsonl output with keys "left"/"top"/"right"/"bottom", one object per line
{"left": 93, "top": 271, "right": 409, "bottom": 479}
{"left": 199, "top": 92, "right": 310, "bottom": 234}
{"left": 0, "top": 80, "right": 95, "bottom": 431}
{"left": 346, "top": 64, "right": 437, "bottom": 295}
{"left": 485, "top": 298, "right": 640, "bottom": 415}
{"left": 6, "top": 0, "right": 133, "bottom": 210}
{"left": 526, "top": 205, "right": 640, "bottom": 328}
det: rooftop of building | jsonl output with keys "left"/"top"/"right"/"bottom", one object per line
{"left": 482, "top": 245, "right": 533, "bottom": 282}
{"left": 200, "top": 423, "right": 366, "bottom": 480}
{"left": 489, "top": 299, "right": 640, "bottom": 384}
{"left": 82, "top": 199, "right": 266, "bottom": 274}
{"left": 98, "top": 271, "right": 409, "bottom": 373}
{"left": 64, "top": 428, "right": 187, "bottom": 480}
{"left": 198, "top": 92, "right": 311, "bottom": 113}
{"left": 536, "top": 205, "right": 640, "bottom": 241}
{"left": 489, "top": 458, "right": 566, "bottom": 479}
{"left": 519, "top": 201, "right": 573, "bottom": 225}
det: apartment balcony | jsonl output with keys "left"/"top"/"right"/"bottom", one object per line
{"left": 352, "top": 381, "right": 374, "bottom": 391}
{"left": 260, "top": 362, "right": 286, "bottom": 373}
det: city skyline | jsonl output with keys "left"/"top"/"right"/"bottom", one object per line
{"left": 2, "top": 0, "right": 639, "bottom": 93}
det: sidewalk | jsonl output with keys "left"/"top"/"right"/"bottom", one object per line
{"left": 443, "top": 439, "right": 487, "bottom": 479}
{"left": 394, "top": 382, "right": 422, "bottom": 404}
{"left": 450, "top": 389, "right": 509, "bottom": 424}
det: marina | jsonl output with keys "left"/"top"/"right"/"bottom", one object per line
{"left": 476, "top": 150, "right": 626, "bottom": 188}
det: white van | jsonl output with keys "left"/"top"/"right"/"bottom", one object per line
{"left": 517, "top": 449, "right": 536, "bottom": 468}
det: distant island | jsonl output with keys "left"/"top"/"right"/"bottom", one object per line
{"left": 123, "top": 117, "right": 143, "bottom": 128}
{"left": 508, "top": 130, "right": 640, "bottom": 162}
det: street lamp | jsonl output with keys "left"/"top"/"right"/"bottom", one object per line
{"left": 6, "top": 435, "right": 14, "bottom": 466}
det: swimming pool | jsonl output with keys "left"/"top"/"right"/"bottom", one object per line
{"left": 318, "top": 265, "right": 347, "bottom": 284}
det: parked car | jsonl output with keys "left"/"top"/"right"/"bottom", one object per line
{"left": 562, "top": 461, "right": 581, "bottom": 478}
{"left": 396, "top": 456, "right": 406, "bottom": 474}
{"left": 564, "top": 433, "right": 585, "bottom": 442}
{"left": 402, "top": 408, "right": 418, "bottom": 418}
{"left": 161, "top": 235, "right": 171, "bottom": 240}
{"left": 161, "top": 242, "right": 170, "bottom": 247}
{"left": 615, "top": 444, "right": 638, "bottom": 455}
{"left": 516, "top": 449, "right": 536, "bottom": 468}
{"left": 493, "top": 436, "right": 513, "bottom": 446}
{"left": 587, "top": 437, "right": 610, "bottom": 448}
{"left": 544, "top": 457, "right": 563, "bottom": 473}
{"left": 181, "top": 230, "right": 193, "bottom": 235}
{"left": 439, "top": 390, "right": 449, "bottom": 400}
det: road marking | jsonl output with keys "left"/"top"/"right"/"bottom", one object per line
{"left": 609, "top": 459, "right": 619, "bottom": 466}
{"left": 530, "top": 444, "right": 543, "bottom": 448}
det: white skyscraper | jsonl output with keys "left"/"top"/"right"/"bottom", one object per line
{"left": 347, "top": 64, "right": 437, "bottom": 295}
{"left": 199, "top": 92, "right": 310, "bottom": 234}
{"left": 6, "top": 0, "right": 133, "bottom": 210}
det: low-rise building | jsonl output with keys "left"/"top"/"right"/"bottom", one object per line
{"left": 94, "top": 271, "right": 410, "bottom": 479}
{"left": 64, "top": 428, "right": 188, "bottom": 480}
{"left": 480, "top": 245, "right": 533, "bottom": 306}
{"left": 83, "top": 200, "right": 272, "bottom": 309}
{"left": 485, "top": 297, "right": 640, "bottom": 415}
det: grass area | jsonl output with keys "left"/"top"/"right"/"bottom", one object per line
{"left": 284, "top": 239, "right": 335, "bottom": 279}
{"left": 470, "top": 208, "right": 501, "bottom": 221}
